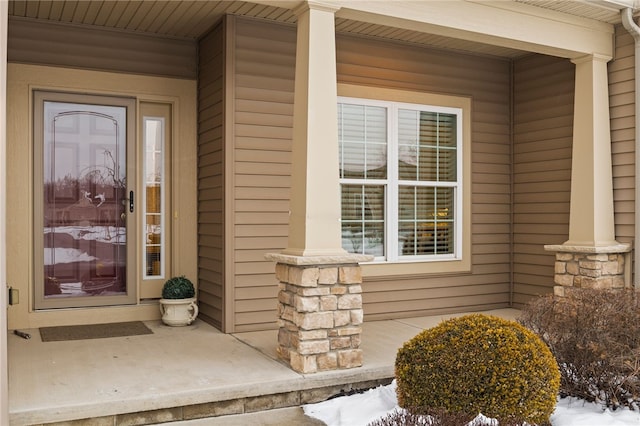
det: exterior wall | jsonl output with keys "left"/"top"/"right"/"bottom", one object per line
{"left": 610, "top": 25, "right": 636, "bottom": 251}
{"left": 226, "top": 17, "right": 513, "bottom": 331}
{"left": 511, "top": 54, "right": 574, "bottom": 305}
{"left": 231, "top": 18, "right": 295, "bottom": 331}
{"left": 8, "top": 18, "right": 197, "bottom": 79}
{"left": 511, "top": 25, "right": 636, "bottom": 303}
{"left": 6, "top": 20, "right": 198, "bottom": 329}
{"left": 4, "top": 15, "right": 633, "bottom": 333}
{"left": 197, "top": 21, "right": 226, "bottom": 330}
{"left": 337, "top": 34, "right": 511, "bottom": 319}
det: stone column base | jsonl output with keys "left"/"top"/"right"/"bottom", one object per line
{"left": 265, "top": 253, "right": 372, "bottom": 374}
{"left": 544, "top": 243, "right": 632, "bottom": 296}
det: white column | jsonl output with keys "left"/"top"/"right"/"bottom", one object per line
{"left": 0, "top": 1, "right": 8, "bottom": 424}
{"left": 565, "top": 54, "right": 618, "bottom": 247}
{"left": 282, "top": 1, "right": 347, "bottom": 257}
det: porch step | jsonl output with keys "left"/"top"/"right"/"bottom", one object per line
{"left": 10, "top": 309, "right": 519, "bottom": 425}
{"left": 168, "top": 406, "right": 326, "bottom": 425}
{"left": 37, "top": 378, "right": 392, "bottom": 426}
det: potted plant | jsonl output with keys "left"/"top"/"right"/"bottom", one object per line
{"left": 159, "top": 276, "right": 198, "bottom": 326}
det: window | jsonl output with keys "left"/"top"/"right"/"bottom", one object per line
{"left": 143, "top": 117, "right": 166, "bottom": 279}
{"left": 138, "top": 102, "right": 172, "bottom": 299}
{"left": 339, "top": 97, "right": 462, "bottom": 262}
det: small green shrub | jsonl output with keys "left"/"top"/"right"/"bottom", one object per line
{"left": 395, "top": 314, "right": 559, "bottom": 425}
{"left": 161, "top": 276, "right": 195, "bottom": 299}
{"left": 519, "top": 289, "right": 640, "bottom": 409}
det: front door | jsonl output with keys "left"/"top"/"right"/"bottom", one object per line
{"left": 34, "top": 92, "right": 137, "bottom": 309}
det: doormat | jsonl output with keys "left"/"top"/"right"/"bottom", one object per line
{"left": 39, "top": 321, "right": 153, "bottom": 342}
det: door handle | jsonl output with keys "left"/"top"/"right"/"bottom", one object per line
{"left": 129, "top": 191, "right": 134, "bottom": 213}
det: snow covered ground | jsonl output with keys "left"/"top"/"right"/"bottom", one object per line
{"left": 303, "top": 381, "right": 640, "bottom": 426}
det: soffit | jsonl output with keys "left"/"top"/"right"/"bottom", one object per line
{"left": 7, "top": 1, "right": 297, "bottom": 39}
{"left": 516, "top": 0, "right": 631, "bottom": 24}
{"left": 7, "top": 0, "right": 634, "bottom": 59}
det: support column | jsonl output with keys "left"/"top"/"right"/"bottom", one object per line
{"left": 266, "top": 1, "right": 372, "bottom": 373}
{"left": 545, "top": 54, "right": 631, "bottom": 293}
{"left": 269, "top": 255, "right": 370, "bottom": 373}
{"left": 283, "top": 0, "right": 346, "bottom": 257}
{"left": 566, "top": 54, "right": 616, "bottom": 247}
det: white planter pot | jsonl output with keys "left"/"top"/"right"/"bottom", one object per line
{"left": 159, "top": 297, "right": 198, "bottom": 326}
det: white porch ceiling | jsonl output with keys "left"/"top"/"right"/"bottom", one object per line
{"left": 7, "top": 1, "right": 638, "bottom": 59}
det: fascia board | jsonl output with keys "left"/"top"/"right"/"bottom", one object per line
{"left": 332, "top": 0, "right": 614, "bottom": 59}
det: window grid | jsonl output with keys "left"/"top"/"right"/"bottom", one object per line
{"left": 339, "top": 97, "right": 462, "bottom": 262}
{"left": 340, "top": 183, "right": 386, "bottom": 257}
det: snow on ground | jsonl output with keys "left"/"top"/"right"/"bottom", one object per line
{"left": 303, "top": 381, "right": 640, "bottom": 426}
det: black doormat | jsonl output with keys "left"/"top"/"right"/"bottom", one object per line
{"left": 39, "top": 321, "right": 153, "bottom": 342}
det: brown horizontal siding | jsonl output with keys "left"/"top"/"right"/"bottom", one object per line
{"left": 340, "top": 35, "right": 510, "bottom": 321}
{"left": 197, "top": 21, "right": 225, "bottom": 330}
{"left": 512, "top": 53, "right": 574, "bottom": 305}
{"left": 8, "top": 18, "right": 196, "bottom": 78}
{"left": 611, "top": 25, "right": 636, "bottom": 254}
{"left": 231, "top": 18, "right": 295, "bottom": 331}
{"left": 228, "top": 17, "right": 513, "bottom": 331}
{"left": 229, "top": 19, "right": 632, "bottom": 329}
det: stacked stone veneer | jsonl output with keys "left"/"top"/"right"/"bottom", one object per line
{"left": 275, "top": 262, "right": 364, "bottom": 374}
{"left": 545, "top": 244, "right": 631, "bottom": 296}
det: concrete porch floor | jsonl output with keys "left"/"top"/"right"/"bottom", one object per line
{"left": 8, "top": 308, "right": 520, "bottom": 426}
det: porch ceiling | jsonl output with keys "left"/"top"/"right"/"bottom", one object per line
{"left": 7, "top": 0, "right": 637, "bottom": 59}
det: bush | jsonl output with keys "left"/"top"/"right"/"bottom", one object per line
{"left": 161, "top": 276, "right": 195, "bottom": 299}
{"left": 368, "top": 409, "right": 532, "bottom": 426}
{"left": 519, "top": 289, "right": 640, "bottom": 410}
{"left": 367, "top": 408, "right": 477, "bottom": 426}
{"left": 395, "top": 314, "right": 559, "bottom": 425}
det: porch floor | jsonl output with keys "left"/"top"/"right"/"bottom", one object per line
{"left": 8, "top": 308, "right": 520, "bottom": 426}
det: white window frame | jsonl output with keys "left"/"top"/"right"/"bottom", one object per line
{"left": 339, "top": 96, "right": 464, "bottom": 264}
{"left": 142, "top": 116, "right": 166, "bottom": 280}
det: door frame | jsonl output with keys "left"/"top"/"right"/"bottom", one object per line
{"left": 6, "top": 63, "right": 197, "bottom": 330}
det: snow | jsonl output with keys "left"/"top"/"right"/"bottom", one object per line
{"left": 303, "top": 381, "right": 640, "bottom": 426}
{"left": 44, "top": 247, "right": 96, "bottom": 265}
{"left": 43, "top": 226, "right": 125, "bottom": 266}
{"left": 552, "top": 398, "right": 640, "bottom": 426}
{"left": 305, "top": 383, "right": 398, "bottom": 426}
{"left": 45, "top": 225, "right": 126, "bottom": 244}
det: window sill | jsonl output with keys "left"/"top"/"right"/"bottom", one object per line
{"left": 361, "top": 256, "right": 471, "bottom": 278}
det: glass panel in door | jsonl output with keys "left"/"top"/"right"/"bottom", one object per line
{"left": 35, "top": 93, "right": 136, "bottom": 308}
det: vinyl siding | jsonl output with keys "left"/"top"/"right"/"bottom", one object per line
{"left": 511, "top": 54, "right": 574, "bottom": 305}
{"left": 337, "top": 35, "right": 512, "bottom": 321}
{"left": 198, "top": 21, "right": 225, "bottom": 329}
{"left": 610, "top": 25, "right": 636, "bottom": 251}
{"left": 8, "top": 18, "right": 197, "bottom": 79}
{"left": 228, "top": 17, "right": 512, "bottom": 331}
{"left": 232, "top": 18, "right": 295, "bottom": 332}
{"left": 510, "top": 26, "right": 637, "bottom": 304}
